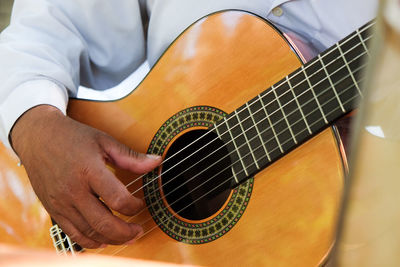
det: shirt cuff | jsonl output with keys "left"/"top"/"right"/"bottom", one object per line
{"left": 0, "top": 79, "right": 68, "bottom": 149}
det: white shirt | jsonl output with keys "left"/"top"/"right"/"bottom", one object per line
{"left": 0, "top": 0, "right": 377, "bottom": 148}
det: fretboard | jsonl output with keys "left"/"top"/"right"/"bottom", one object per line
{"left": 214, "top": 21, "right": 374, "bottom": 186}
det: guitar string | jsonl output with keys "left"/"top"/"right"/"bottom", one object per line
{"left": 109, "top": 73, "right": 366, "bottom": 256}
{"left": 66, "top": 64, "right": 368, "bottom": 256}
{"left": 124, "top": 58, "right": 368, "bottom": 226}
{"left": 115, "top": 38, "right": 373, "bottom": 229}
{"left": 109, "top": 34, "right": 372, "bottom": 231}
{"left": 120, "top": 46, "right": 369, "bottom": 229}
{"left": 73, "top": 56, "right": 368, "bottom": 254}
{"left": 69, "top": 33, "right": 371, "bottom": 253}
{"left": 72, "top": 35, "right": 370, "bottom": 255}
{"left": 93, "top": 53, "right": 368, "bottom": 255}
{"left": 72, "top": 46, "right": 369, "bottom": 257}
{"left": 128, "top": 37, "right": 371, "bottom": 201}
{"left": 122, "top": 22, "right": 374, "bottom": 191}
{"left": 124, "top": 22, "right": 373, "bottom": 192}
{"left": 64, "top": 24, "right": 373, "bottom": 254}
{"left": 73, "top": 71, "right": 365, "bottom": 255}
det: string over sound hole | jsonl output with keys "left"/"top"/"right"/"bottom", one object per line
{"left": 162, "top": 129, "right": 232, "bottom": 220}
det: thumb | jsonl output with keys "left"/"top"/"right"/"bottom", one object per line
{"left": 101, "top": 136, "right": 162, "bottom": 174}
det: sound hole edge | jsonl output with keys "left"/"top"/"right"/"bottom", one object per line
{"left": 144, "top": 105, "right": 253, "bottom": 244}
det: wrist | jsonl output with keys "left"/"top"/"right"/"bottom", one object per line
{"left": 10, "top": 105, "right": 64, "bottom": 156}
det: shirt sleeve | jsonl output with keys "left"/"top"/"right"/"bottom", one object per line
{"left": 146, "top": 0, "right": 377, "bottom": 66}
{"left": 0, "top": 0, "right": 146, "bottom": 148}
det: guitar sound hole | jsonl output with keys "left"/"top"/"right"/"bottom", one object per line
{"left": 162, "top": 129, "right": 232, "bottom": 221}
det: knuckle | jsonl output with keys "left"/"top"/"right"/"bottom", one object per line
{"left": 69, "top": 233, "right": 98, "bottom": 249}
{"left": 78, "top": 165, "right": 91, "bottom": 180}
{"left": 94, "top": 132, "right": 111, "bottom": 149}
{"left": 72, "top": 164, "right": 94, "bottom": 184}
{"left": 117, "top": 143, "right": 138, "bottom": 159}
{"left": 83, "top": 227, "right": 98, "bottom": 240}
{"left": 109, "top": 195, "right": 130, "bottom": 211}
{"left": 93, "top": 219, "right": 114, "bottom": 236}
{"left": 69, "top": 221, "right": 104, "bottom": 247}
{"left": 127, "top": 147, "right": 139, "bottom": 158}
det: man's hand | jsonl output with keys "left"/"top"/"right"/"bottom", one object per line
{"left": 10, "top": 105, "right": 162, "bottom": 248}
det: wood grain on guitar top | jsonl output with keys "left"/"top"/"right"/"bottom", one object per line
{"left": 1, "top": 11, "right": 345, "bottom": 266}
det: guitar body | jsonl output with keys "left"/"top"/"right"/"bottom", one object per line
{"left": 0, "top": 11, "right": 346, "bottom": 266}
{"left": 0, "top": 142, "right": 52, "bottom": 248}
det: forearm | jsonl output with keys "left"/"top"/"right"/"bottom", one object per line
{"left": 0, "top": 0, "right": 145, "bottom": 149}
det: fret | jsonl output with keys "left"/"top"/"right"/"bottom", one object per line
{"left": 321, "top": 43, "right": 356, "bottom": 112}
{"left": 273, "top": 78, "right": 310, "bottom": 144}
{"left": 356, "top": 28, "right": 370, "bottom": 58}
{"left": 335, "top": 32, "right": 367, "bottom": 111}
{"left": 245, "top": 102, "right": 271, "bottom": 163}
{"left": 358, "top": 23, "right": 374, "bottom": 47}
{"left": 214, "top": 119, "right": 240, "bottom": 184}
{"left": 232, "top": 167, "right": 240, "bottom": 185}
{"left": 339, "top": 32, "right": 367, "bottom": 76}
{"left": 336, "top": 43, "right": 363, "bottom": 98}
{"left": 318, "top": 54, "right": 345, "bottom": 113}
{"left": 248, "top": 96, "right": 281, "bottom": 161}
{"left": 271, "top": 85, "right": 298, "bottom": 144}
{"left": 257, "top": 94, "right": 284, "bottom": 153}
{"left": 307, "top": 58, "right": 344, "bottom": 124}
{"left": 214, "top": 121, "right": 222, "bottom": 138}
{"left": 286, "top": 76, "right": 312, "bottom": 134}
{"left": 212, "top": 21, "right": 372, "bottom": 188}
{"left": 339, "top": 66, "right": 366, "bottom": 112}
{"left": 226, "top": 110, "right": 258, "bottom": 176}
{"left": 224, "top": 117, "right": 249, "bottom": 178}
{"left": 301, "top": 66, "right": 328, "bottom": 124}
{"left": 262, "top": 90, "right": 297, "bottom": 152}
{"left": 293, "top": 64, "right": 328, "bottom": 133}
{"left": 234, "top": 109, "right": 260, "bottom": 170}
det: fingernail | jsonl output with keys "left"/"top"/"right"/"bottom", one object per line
{"left": 99, "top": 244, "right": 108, "bottom": 248}
{"left": 146, "top": 154, "right": 161, "bottom": 160}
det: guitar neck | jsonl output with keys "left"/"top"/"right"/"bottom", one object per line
{"left": 214, "top": 21, "right": 374, "bottom": 186}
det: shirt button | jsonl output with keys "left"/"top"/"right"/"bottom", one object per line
{"left": 272, "top": 7, "right": 283, "bottom": 17}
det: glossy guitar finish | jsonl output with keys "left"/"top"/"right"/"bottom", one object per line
{"left": 1, "top": 11, "right": 346, "bottom": 266}
{"left": 67, "top": 11, "right": 345, "bottom": 266}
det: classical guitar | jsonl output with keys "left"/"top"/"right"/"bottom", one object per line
{"left": 0, "top": 10, "right": 373, "bottom": 266}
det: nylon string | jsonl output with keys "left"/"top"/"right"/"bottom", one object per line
{"left": 121, "top": 26, "right": 374, "bottom": 214}
{"left": 109, "top": 67, "right": 367, "bottom": 256}
{"left": 68, "top": 22, "right": 374, "bottom": 254}
{"left": 104, "top": 55, "right": 369, "bottom": 256}
{"left": 123, "top": 22, "right": 374, "bottom": 193}
{"left": 121, "top": 33, "right": 372, "bottom": 225}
